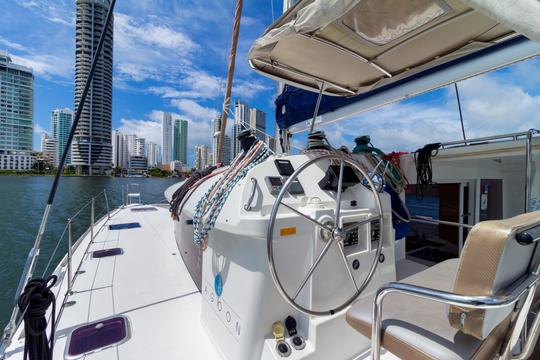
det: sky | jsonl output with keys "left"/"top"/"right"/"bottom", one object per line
{"left": 0, "top": 0, "right": 539, "bottom": 166}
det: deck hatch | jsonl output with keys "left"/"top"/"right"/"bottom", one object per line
{"left": 67, "top": 316, "right": 129, "bottom": 357}
{"left": 130, "top": 206, "right": 158, "bottom": 212}
{"left": 109, "top": 222, "right": 141, "bottom": 230}
{"left": 92, "top": 248, "right": 123, "bottom": 258}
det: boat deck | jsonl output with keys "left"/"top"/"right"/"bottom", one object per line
{"left": 4, "top": 205, "right": 220, "bottom": 359}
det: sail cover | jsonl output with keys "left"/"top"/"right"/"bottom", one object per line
{"left": 250, "top": 0, "right": 540, "bottom": 130}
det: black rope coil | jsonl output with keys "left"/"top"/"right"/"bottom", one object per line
{"left": 414, "top": 143, "right": 441, "bottom": 200}
{"left": 17, "top": 275, "right": 57, "bottom": 360}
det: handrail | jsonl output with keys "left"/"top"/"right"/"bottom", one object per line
{"left": 440, "top": 128, "right": 539, "bottom": 149}
{"left": 411, "top": 215, "right": 474, "bottom": 229}
{"left": 0, "top": 188, "right": 113, "bottom": 353}
{"left": 371, "top": 274, "right": 539, "bottom": 360}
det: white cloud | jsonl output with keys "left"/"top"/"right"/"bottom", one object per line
{"left": 0, "top": 37, "right": 27, "bottom": 52}
{"left": 316, "top": 69, "right": 540, "bottom": 153}
{"left": 15, "top": 0, "right": 74, "bottom": 26}
{"left": 456, "top": 75, "right": 540, "bottom": 136}
{"left": 233, "top": 79, "right": 272, "bottom": 100}
{"left": 114, "top": 13, "right": 198, "bottom": 82}
{"left": 10, "top": 54, "right": 73, "bottom": 79}
{"left": 118, "top": 117, "right": 162, "bottom": 145}
{"left": 33, "top": 123, "right": 47, "bottom": 135}
{"left": 171, "top": 99, "right": 218, "bottom": 121}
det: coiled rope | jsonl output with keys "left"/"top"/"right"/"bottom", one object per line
{"left": 18, "top": 275, "right": 57, "bottom": 360}
{"left": 169, "top": 166, "right": 217, "bottom": 220}
{"left": 193, "top": 140, "right": 270, "bottom": 249}
{"left": 414, "top": 143, "right": 441, "bottom": 200}
{"left": 352, "top": 136, "right": 408, "bottom": 194}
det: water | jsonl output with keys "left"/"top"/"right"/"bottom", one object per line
{"left": 0, "top": 176, "right": 179, "bottom": 329}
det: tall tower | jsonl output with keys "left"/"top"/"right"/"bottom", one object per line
{"left": 111, "top": 130, "right": 128, "bottom": 169}
{"left": 135, "top": 137, "right": 145, "bottom": 157}
{"left": 249, "top": 108, "right": 266, "bottom": 141}
{"left": 0, "top": 51, "right": 34, "bottom": 152}
{"left": 231, "top": 100, "right": 249, "bottom": 159}
{"left": 161, "top": 112, "right": 173, "bottom": 165}
{"left": 212, "top": 114, "right": 231, "bottom": 166}
{"left": 51, "top": 108, "right": 73, "bottom": 166}
{"left": 146, "top": 141, "right": 159, "bottom": 167}
{"left": 173, "top": 118, "right": 188, "bottom": 164}
{"left": 195, "top": 144, "right": 209, "bottom": 171}
{"left": 72, "top": 0, "right": 114, "bottom": 174}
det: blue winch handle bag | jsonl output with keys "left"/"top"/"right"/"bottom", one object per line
{"left": 384, "top": 185, "right": 411, "bottom": 240}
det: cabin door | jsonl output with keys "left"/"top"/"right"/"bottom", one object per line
{"left": 405, "top": 181, "right": 472, "bottom": 265}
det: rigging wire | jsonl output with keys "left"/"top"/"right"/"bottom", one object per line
{"left": 454, "top": 83, "right": 467, "bottom": 144}
{"left": 5, "top": 0, "right": 117, "bottom": 346}
{"left": 270, "top": 0, "right": 275, "bottom": 22}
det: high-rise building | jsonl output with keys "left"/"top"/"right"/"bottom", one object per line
{"left": 40, "top": 133, "right": 57, "bottom": 165}
{"left": 194, "top": 144, "right": 209, "bottom": 171}
{"left": 173, "top": 118, "right": 188, "bottom": 164}
{"left": 0, "top": 51, "right": 34, "bottom": 152}
{"left": 231, "top": 100, "right": 249, "bottom": 159}
{"left": 135, "top": 137, "right": 145, "bottom": 157}
{"left": 146, "top": 141, "right": 159, "bottom": 167}
{"left": 51, "top": 108, "right": 73, "bottom": 166}
{"left": 221, "top": 135, "right": 232, "bottom": 165}
{"left": 111, "top": 130, "right": 128, "bottom": 169}
{"left": 161, "top": 112, "right": 173, "bottom": 164}
{"left": 128, "top": 155, "right": 147, "bottom": 175}
{"left": 249, "top": 108, "right": 266, "bottom": 141}
{"left": 211, "top": 114, "right": 232, "bottom": 166}
{"left": 125, "top": 134, "right": 137, "bottom": 157}
{"left": 72, "top": 0, "right": 114, "bottom": 174}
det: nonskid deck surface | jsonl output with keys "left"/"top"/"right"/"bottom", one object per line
{"left": 5, "top": 205, "right": 220, "bottom": 360}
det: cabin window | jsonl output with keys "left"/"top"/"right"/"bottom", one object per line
{"left": 341, "top": 0, "right": 450, "bottom": 46}
{"left": 68, "top": 317, "right": 129, "bottom": 356}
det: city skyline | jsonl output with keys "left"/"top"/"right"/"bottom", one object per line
{"left": 2, "top": 1, "right": 539, "bottom": 168}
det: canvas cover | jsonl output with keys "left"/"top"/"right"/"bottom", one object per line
{"left": 249, "top": 0, "right": 540, "bottom": 97}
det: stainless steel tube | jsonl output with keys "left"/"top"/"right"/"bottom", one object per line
{"left": 371, "top": 276, "right": 538, "bottom": 360}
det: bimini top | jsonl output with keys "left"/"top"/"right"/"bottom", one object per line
{"left": 249, "top": 0, "right": 540, "bottom": 130}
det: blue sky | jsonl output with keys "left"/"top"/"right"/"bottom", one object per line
{"left": 1, "top": 0, "right": 539, "bottom": 165}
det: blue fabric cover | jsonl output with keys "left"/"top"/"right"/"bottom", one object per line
{"left": 109, "top": 222, "right": 141, "bottom": 230}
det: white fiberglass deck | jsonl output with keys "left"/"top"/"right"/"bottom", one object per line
{"left": 5, "top": 204, "right": 220, "bottom": 360}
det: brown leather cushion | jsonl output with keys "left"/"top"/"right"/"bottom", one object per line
{"left": 346, "top": 259, "right": 509, "bottom": 360}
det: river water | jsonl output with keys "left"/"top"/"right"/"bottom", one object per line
{"left": 0, "top": 176, "right": 179, "bottom": 329}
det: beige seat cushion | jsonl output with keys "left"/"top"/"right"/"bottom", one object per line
{"left": 346, "top": 259, "right": 510, "bottom": 360}
{"left": 449, "top": 211, "right": 540, "bottom": 340}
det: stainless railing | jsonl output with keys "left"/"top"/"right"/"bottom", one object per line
{"left": 439, "top": 129, "right": 539, "bottom": 149}
{"left": 440, "top": 128, "right": 539, "bottom": 213}
{"left": 0, "top": 189, "right": 118, "bottom": 354}
{"left": 371, "top": 273, "right": 540, "bottom": 360}
{"left": 411, "top": 215, "right": 474, "bottom": 229}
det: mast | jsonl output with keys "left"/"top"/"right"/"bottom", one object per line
{"left": 217, "top": 0, "right": 243, "bottom": 163}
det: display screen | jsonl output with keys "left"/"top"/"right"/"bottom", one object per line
{"left": 274, "top": 159, "right": 295, "bottom": 176}
{"left": 330, "top": 165, "right": 361, "bottom": 187}
{"left": 289, "top": 179, "right": 305, "bottom": 195}
{"left": 268, "top": 177, "right": 283, "bottom": 186}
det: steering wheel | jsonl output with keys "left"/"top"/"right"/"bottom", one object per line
{"left": 266, "top": 153, "right": 384, "bottom": 316}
